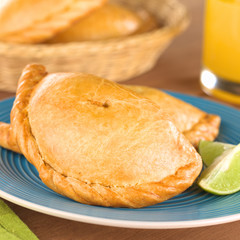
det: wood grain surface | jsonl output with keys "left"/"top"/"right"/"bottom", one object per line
{"left": 0, "top": 0, "right": 239, "bottom": 239}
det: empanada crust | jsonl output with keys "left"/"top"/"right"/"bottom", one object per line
{"left": 126, "top": 85, "right": 221, "bottom": 147}
{"left": 0, "top": 64, "right": 202, "bottom": 208}
{"left": 48, "top": 3, "right": 142, "bottom": 43}
{"left": 0, "top": 0, "right": 106, "bottom": 43}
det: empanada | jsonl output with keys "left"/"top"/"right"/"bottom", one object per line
{"left": 0, "top": 0, "right": 106, "bottom": 43}
{"left": 0, "top": 64, "right": 202, "bottom": 208}
{"left": 48, "top": 3, "right": 143, "bottom": 43}
{"left": 126, "top": 85, "right": 221, "bottom": 147}
{"left": 135, "top": 8, "right": 158, "bottom": 34}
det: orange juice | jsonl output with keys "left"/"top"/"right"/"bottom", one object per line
{"left": 201, "top": 0, "right": 240, "bottom": 104}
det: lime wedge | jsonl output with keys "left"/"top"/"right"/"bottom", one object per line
{"left": 198, "top": 140, "right": 235, "bottom": 167}
{"left": 198, "top": 143, "right": 240, "bottom": 195}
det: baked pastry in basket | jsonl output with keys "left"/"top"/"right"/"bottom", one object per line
{"left": 0, "top": 0, "right": 106, "bottom": 43}
{"left": 48, "top": 3, "right": 157, "bottom": 43}
{"left": 126, "top": 85, "right": 221, "bottom": 147}
{"left": 0, "top": 64, "right": 202, "bottom": 208}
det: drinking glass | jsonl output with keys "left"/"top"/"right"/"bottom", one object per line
{"left": 200, "top": 0, "right": 240, "bottom": 105}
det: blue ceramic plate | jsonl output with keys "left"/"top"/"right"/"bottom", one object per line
{"left": 0, "top": 93, "right": 239, "bottom": 229}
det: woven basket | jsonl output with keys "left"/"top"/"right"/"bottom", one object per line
{"left": 0, "top": 0, "right": 189, "bottom": 92}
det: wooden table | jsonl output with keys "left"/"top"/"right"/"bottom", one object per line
{"left": 0, "top": 1, "right": 239, "bottom": 239}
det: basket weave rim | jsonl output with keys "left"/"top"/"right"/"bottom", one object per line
{"left": 0, "top": 0, "right": 189, "bottom": 52}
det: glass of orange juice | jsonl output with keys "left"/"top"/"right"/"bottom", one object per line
{"left": 200, "top": 0, "right": 240, "bottom": 105}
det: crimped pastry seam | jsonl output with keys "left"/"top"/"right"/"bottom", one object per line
{"left": 4, "top": 64, "right": 202, "bottom": 208}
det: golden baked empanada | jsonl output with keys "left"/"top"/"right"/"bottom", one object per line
{"left": 126, "top": 85, "right": 221, "bottom": 147}
{"left": 0, "top": 64, "right": 202, "bottom": 208}
{"left": 0, "top": 0, "right": 106, "bottom": 43}
{"left": 48, "top": 3, "right": 143, "bottom": 43}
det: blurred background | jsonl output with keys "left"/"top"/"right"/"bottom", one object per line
{"left": 0, "top": 0, "right": 239, "bottom": 105}
{"left": 128, "top": 0, "right": 203, "bottom": 94}
{"left": 0, "top": 0, "right": 201, "bottom": 96}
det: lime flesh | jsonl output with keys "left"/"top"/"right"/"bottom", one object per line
{"left": 198, "top": 140, "right": 235, "bottom": 167}
{"left": 198, "top": 143, "right": 240, "bottom": 195}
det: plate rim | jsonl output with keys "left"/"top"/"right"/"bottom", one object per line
{"left": 2, "top": 189, "right": 240, "bottom": 229}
